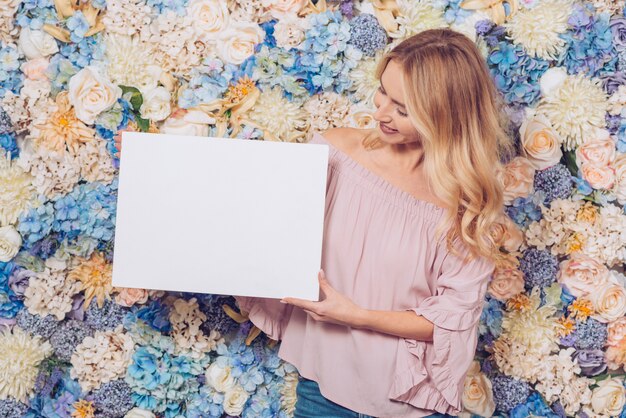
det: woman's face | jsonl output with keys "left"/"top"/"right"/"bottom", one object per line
{"left": 372, "top": 59, "right": 420, "bottom": 144}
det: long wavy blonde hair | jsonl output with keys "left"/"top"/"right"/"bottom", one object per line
{"left": 365, "top": 29, "right": 513, "bottom": 263}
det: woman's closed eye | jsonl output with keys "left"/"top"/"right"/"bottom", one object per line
{"left": 377, "top": 86, "right": 408, "bottom": 118}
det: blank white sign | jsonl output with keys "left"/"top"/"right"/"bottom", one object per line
{"left": 112, "top": 132, "right": 328, "bottom": 300}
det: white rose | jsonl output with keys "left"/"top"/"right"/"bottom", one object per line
{"left": 18, "top": 27, "right": 59, "bottom": 59}
{"left": 273, "top": 14, "right": 308, "bottom": 49}
{"left": 0, "top": 226, "right": 22, "bottom": 262}
{"left": 519, "top": 115, "right": 563, "bottom": 170}
{"left": 540, "top": 67, "right": 567, "bottom": 98}
{"left": 223, "top": 384, "right": 249, "bottom": 416}
{"left": 205, "top": 362, "right": 236, "bottom": 393}
{"left": 160, "top": 109, "right": 214, "bottom": 136}
{"left": 124, "top": 408, "right": 156, "bottom": 418}
{"left": 188, "top": 0, "right": 230, "bottom": 40}
{"left": 612, "top": 153, "right": 626, "bottom": 205}
{"left": 590, "top": 279, "right": 626, "bottom": 323}
{"left": 217, "top": 21, "right": 264, "bottom": 65}
{"left": 462, "top": 361, "right": 496, "bottom": 418}
{"left": 68, "top": 66, "right": 122, "bottom": 125}
{"left": 591, "top": 378, "right": 626, "bottom": 416}
{"left": 139, "top": 87, "right": 171, "bottom": 122}
{"left": 262, "top": 0, "right": 308, "bottom": 18}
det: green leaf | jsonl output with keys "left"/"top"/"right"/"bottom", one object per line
{"left": 135, "top": 115, "right": 150, "bottom": 132}
{"left": 119, "top": 85, "right": 143, "bottom": 111}
{"left": 12, "top": 251, "right": 45, "bottom": 272}
{"left": 563, "top": 150, "right": 578, "bottom": 176}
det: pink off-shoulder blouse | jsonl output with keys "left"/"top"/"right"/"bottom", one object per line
{"left": 235, "top": 132, "right": 494, "bottom": 417}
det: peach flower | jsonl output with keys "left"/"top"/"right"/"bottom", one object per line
{"left": 581, "top": 163, "right": 615, "bottom": 190}
{"left": 520, "top": 115, "right": 563, "bottom": 170}
{"left": 20, "top": 57, "right": 49, "bottom": 81}
{"left": 607, "top": 317, "right": 626, "bottom": 347}
{"left": 557, "top": 253, "right": 609, "bottom": 298}
{"left": 499, "top": 157, "right": 536, "bottom": 205}
{"left": 576, "top": 130, "right": 615, "bottom": 167}
{"left": 488, "top": 265, "right": 525, "bottom": 301}
{"left": 114, "top": 287, "right": 150, "bottom": 307}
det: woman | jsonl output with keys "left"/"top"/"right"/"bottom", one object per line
{"left": 238, "top": 28, "right": 511, "bottom": 418}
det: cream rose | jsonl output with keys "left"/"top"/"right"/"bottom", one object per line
{"left": 18, "top": 27, "right": 59, "bottom": 59}
{"left": 558, "top": 253, "right": 609, "bottom": 298}
{"left": 139, "top": 87, "right": 171, "bottom": 122}
{"left": 462, "top": 361, "right": 496, "bottom": 417}
{"left": 519, "top": 115, "right": 563, "bottom": 170}
{"left": 591, "top": 377, "right": 626, "bottom": 416}
{"left": 590, "top": 280, "right": 626, "bottom": 323}
{"left": 576, "top": 132, "right": 615, "bottom": 167}
{"left": 68, "top": 66, "right": 122, "bottom": 125}
{"left": 124, "top": 408, "right": 156, "bottom": 418}
{"left": 205, "top": 362, "right": 236, "bottom": 393}
{"left": 613, "top": 153, "right": 626, "bottom": 205}
{"left": 490, "top": 215, "right": 523, "bottom": 253}
{"left": 188, "top": 0, "right": 230, "bottom": 41}
{"left": 0, "top": 225, "right": 22, "bottom": 262}
{"left": 581, "top": 163, "right": 616, "bottom": 190}
{"left": 262, "top": 0, "right": 308, "bottom": 18}
{"left": 608, "top": 317, "right": 626, "bottom": 347}
{"left": 217, "top": 21, "right": 264, "bottom": 65}
{"left": 114, "top": 288, "right": 149, "bottom": 307}
{"left": 223, "top": 384, "right": 249, "bottom": 416}
{"left": 160, "top": 109, "right": 214, "bottom": 137}
{"left": 20, "top": 57, "right": 49, "bottom": 81}
{"left": 499, "top": 157, "right": 536, "bottom": 205}
{"left": 273, "top": 14, "right": 308, "bottom": 49}
{"left": 488, "top": 266, "right": 525, "bottom": 301}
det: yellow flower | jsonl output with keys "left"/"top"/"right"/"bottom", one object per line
{"left": 557, "top": 316, "right": 576, "bottom": 337}
{"left": 506, "top": 293, "right": 531, "bottom": 312}
{"left": 0, "top": 153, "right": 35, "bottom": 226}
{"left": 576, "top": 202, "right": 598, "bottom": 225}
{"left": 568, "top": 298, "right": 595, "bottom": 321}
{"left": 68, "top": 251, "right": 113, "bottom": 309}
{"left": 224, "top": 77, "right": 258, "bottom": 105}
{"left": 71, "top": 400, "right": 95, "bottom": 418}
{"left": 565, "top": 232, "right": 585, "bottom": 255}
{"left": 33, "top": 92, "right": 94, "bottom": 155}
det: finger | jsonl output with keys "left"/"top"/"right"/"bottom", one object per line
{"left": 281, "top": 297, "right": 319, "bottom": 312}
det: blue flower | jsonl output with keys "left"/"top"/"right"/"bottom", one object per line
{"left": 0, "top": 45, "right": 24, "bottom": 99}
{"left": 534, "top": 164, "right": 574, "bottom": 204}
{"left": 492, "top": 375, "right": 530, "bottom": 413}
{"left": 510, "top": 391, "right": 559, "bottom": 418}
{"left": 348, "top": 14, "right": 387, "bottom": 57}
{"left": 519, "top": 248, "right": 559, "bottom": 289}
{"left": 66, "top": 10, "right": 90, "bottom": 43}
{"left": 479, "top": 297, "right": 504, "bottom": 338}
{"left": 178, "top": 58, "right": 235, "bottom": 109}
{"left": 505, "top": 192, "right": 544, "bottom": 228}
{"left": 146, "top": 0, "right": 189, "bottom": 15}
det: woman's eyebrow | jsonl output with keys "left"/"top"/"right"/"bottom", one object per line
{"left": 380, "top": 80, "right": 406, "bottom": 108}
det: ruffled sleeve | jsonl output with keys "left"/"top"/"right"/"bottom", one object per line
{"left": 234, "top": 296, "right": 294, "bottom": 341}
{"left": 389, "top": 244, "right": 494, "bottom": 415}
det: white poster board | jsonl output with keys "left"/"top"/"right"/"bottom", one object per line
{"left": 112, "top": 132, "right": 328, "bottom": 300}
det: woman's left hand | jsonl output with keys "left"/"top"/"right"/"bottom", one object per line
{"left": 281, "top": 269, "right": 366, "bottom": 328}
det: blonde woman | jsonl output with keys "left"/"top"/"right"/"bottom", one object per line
{"left": 236, "top": 28, "right": 511, "bottom": 418}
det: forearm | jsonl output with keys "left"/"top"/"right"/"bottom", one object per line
{"left": 354, "top": 309, "right": 434, "bottom": 342}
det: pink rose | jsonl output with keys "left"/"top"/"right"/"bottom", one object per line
{"left": 488, "top": 265, "right": 525, "bottom": 301}
{"left": 20, "top": 57, "right": 49, "bottom": 81}
{"left": 490, "top": 215, "right": 523, "bottom": 253}
{"left": 558, "top": 253, "right": 610, "bottom": 298}
{"left": 608, "top": 317, "right": 626, "bottom": 347}
{"left": 114, "top": 287, "right": 149, "bottom": 307}
{"left": 576, "top": 133, "right": 616, "bottom": 167}
{"left": 499, "top": 157, "right": 536, "bottom": 205}
{"left": 581, "top": 163, "right": 616, "bottom": 190}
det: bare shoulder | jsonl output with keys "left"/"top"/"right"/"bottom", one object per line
{"left": 319, "top": 127, "right": 368, "bottom": 155}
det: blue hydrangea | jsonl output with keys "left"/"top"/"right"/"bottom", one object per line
{"left": 519, "top": 248, "right": 559, "bottom": 289}
{"left": 198, "top": 294, "right": 240, "bottom": 336}
{"left": 534, "top": 164, "right": 574, "bottom": 204}
{"left": 475, "top": 19, "right": 507, "bottom": 48}
{"left": 0, "top": 45, "right": 24, "bottom": 99}
{"left": 251, "top": 45, "right": 307, "bottom": 100}
{"left": 15, "top": 310, "right": 59, "bottom": 338}
{"left": 93, "top": 379, "right": 135, "bottom": 418}
{"left": 479, "top": 297, "right": 504, "bottom": 338}
{"left": 348, "top": 14, "right": 387, "bottom": 57}
{"left": 0, "top": 133, "right": 18, "bottom": 158}
{"left": 18, "top": 198, "right": 55, "bottom": 248}
{"left": 505, "top": 192, "right": 544, "bottom": 228}
{"left": 46, "top": 55, "right": 79, "bottom": 96}
{"left": 85, "top": 298, "right": 129, "bottom": 330}
{"left": 242, "top": 382, "right": 289, "bottom": 418}
{"left": 0, "top": 399, "right": 29, "bottom": 418}
{"left": 510, "top": 391, "right": 560, "bottom": 418}
{"left": 491, "top": 375, "right": 530, "bottom": 412}
{"left": 559, "top": 5, "right": 617, "bottom": 77}
{"left": 15, "top": 0, "right": 58, "bottom": 30}
{"left": 147, "top": 0, "right": 189, "bottom": 15}
{"left": 132, "top": 299, "right": 172, "bottom": 332}
{"left": 178, "top": 58, "right": 236, "bottom": 109}
{"left": 487, "top": 41, "right": 550, "bottom": 107}
{"left": 443, "top": 0, "right": 473, "bottom": 25}
{"left": 66, "top": 10, "right": 90, "bottom": 43}
{"left": 58, "top": 33, "right": 105, "bottom": 69}
{"left": 0, "top": 262, "right": 24, "bottom": 319}
{"left": 24, "top": 371, "right": 83, "bottom": 418}
{"left": 574, "top": 318, "right": 608, "bottom": 350}
{"left": 186, "top": 386, "right": 225, "bottom": 417}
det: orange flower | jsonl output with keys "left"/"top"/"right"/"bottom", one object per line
{"left": 68, "top": 252, "right": 113, "bottom": 309}
{"left": 71, "top": 400, "right": 95, "bottom": 418}
{"left": 556, "top": 316, "right": 575, "bottom": 337}
{"left": 506, "top": 293, "right": 531, "bottom": 311}
{"left": 567, "top": 298, "right": 594, "bottom": 321}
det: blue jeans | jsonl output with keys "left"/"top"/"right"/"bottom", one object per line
{"left": 294, "top": 377, "right": 457, "bottom": 418}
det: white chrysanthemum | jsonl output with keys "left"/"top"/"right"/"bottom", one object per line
{"left": 608, "top": 85, "right": 626, "bottom": 116}
{"left": 535, "top": 73, "right": 608, "bottom": 150}
{"left": 349, "top": 55, "right": 380, "bottom": 106}
{"left": 102, "top": 0, "right": 152, "bottom": 36}
{"left": 390, "top": 0, "right": 447, "bottom": 39}
{"left": 17, "top": 140, "right": 81, "bottom": 199}
{"left": 304, "top": 92, "right": 351, "bottom": 133}
{"left": 0, "top": 153, "right": 35, "bottom": 226}
{"left": 104, "top": 34, "right": 162, "bottom": 94}
{"left": 170, "top": 298, "right": 223, "bottom": 359}
{"left": 0, "top": 327, "right": 52, "bottom": 402}
{"left": 24, "top": 267, "right": 82, "bottom": 320}
{"left": 248, "top": 87, "right": 309, "bottom": 142}
{"left": 70, "top": 325, "right": 135, "bottom": 392}
{"left": 504, "top": 0, "right": 572, "bottom": 60}
{"left": 280, "top": 372, "right": 299, "bottom": 415}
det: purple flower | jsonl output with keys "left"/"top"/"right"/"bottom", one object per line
{"left": 601, "top": 70, "right": 626, "bottom": 94}
{"left": 610, "top": 17, "right": 626, "bottom": 52}
{"left": 572, "top": 349, "right": 607, "bottom": 376}
{"left": 8, "top": 268, "right": 35, "bottom": 298}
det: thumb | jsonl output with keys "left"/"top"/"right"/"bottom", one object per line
{"left": 318, "top": 269, "right": 332, "bottom": 291}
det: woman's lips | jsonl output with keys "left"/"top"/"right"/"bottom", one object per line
{"left": 379, "top": 123, "right": 398, "bottom": 134}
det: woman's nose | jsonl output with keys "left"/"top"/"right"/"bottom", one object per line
{"left": 373, "top": 101, "right": 392, "bottom": 123}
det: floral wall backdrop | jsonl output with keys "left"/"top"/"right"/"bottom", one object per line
{"left": 1, "top": 0, "right": 626, "bottom": 417}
